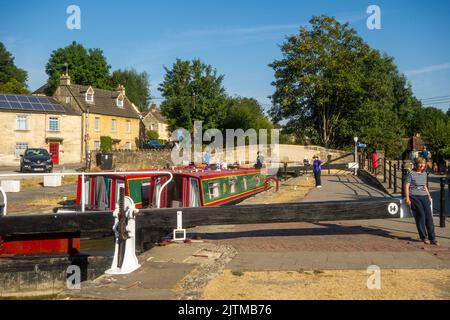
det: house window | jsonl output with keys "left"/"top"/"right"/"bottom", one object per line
{"left": 94, "top": 141, "right": 100, "bottom": 151}
{"left": 15, "top": 142, "right": 28, "bottom": 158}
{"left": 116, "top": 95, "right": 124, "bottom": 108}
{"left": 111, "top": 119, "right": 117, "bottom": 132}
{"left": 95, "top": 117, "right": 101, "bottom": 132}
{"left": 48, "top": 117, "right": 59, "bottom": 131}
{"left": 86, "top": 93, "right": 94, "bottom": 103}
{"left": 125, "top": 141, "right": 131, "bottom": 150}
{"left": 208, "top": 182, "right": 220, "bottom": 199}
{"left": 65, "top": 96, "right": 71, "bottom": 104}
{"left": 150, "top": 123, "right": 155, "bottom": 131}
{"left": 16, "top": 115, "right": 28, "bottom": 131}
{"left": 85, "top": 87, "right": 94, "bottom": 104}
{"left": 126, "top": 120, "right": 131, "bottom": 133}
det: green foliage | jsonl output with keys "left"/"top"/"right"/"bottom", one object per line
{"left": 0, "top": 42, "right": 28, "bottom": 93}
{"left": 447, "top": 108, "right": 450, "bottom": 118}
{"left": 100, "top": 136, "right": 113, "bottom": 154}
{"left": 417, "top": 108, "right": 450, "bottom": 160}
{"left": 45, "top": 41, "right": 111, "bottom": 93}
{"left": 146, "top": 130, "right": 159, "bottom": 140}
{"left": 0, "top": 78, "right": 29, "bottom": 94}
{"left": 270, "top": 15, "right": 418, "bottom": 155}
{"left": 111, "top": 69, "right": 150, "bottom": 112}
{"left": 222, "top": 97, "right": 273, "bottom": 131}
{"left": 159, "top": 59, "right": 228, "bottom": 132}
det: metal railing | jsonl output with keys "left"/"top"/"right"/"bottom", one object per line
{"left": 0, "top": 171, "right": 173, "bottom": 216}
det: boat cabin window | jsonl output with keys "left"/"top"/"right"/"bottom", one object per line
{"left": 141, "top": 182, "right": 150, "bottom": 208}
{"left": 189, "top": 178, "right": 200, "bottom": 207}
{"left": 243, "top": 177, "right": 248, "bottom": 190}
{"left": 229, "top": 177, "right": 236, "bottom": 193}
{"left": 208, "top": 182, "right": 220, "bottom": 199}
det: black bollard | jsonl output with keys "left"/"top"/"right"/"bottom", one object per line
{"left": 383, "top": 158, "right": 387, "bottom": 183}
{"left": 440, "top": 178, "right": 446, "bottom": 228}
{"left": 388, "top": 161, "right": 392, "bottom": 189}
{"left": 393, "top": 164, "right": 397, "bottom": 193}
{"left": 401, "top": 164, "right": 406, "bottom": 198}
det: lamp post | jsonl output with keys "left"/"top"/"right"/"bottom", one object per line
{"left": 354, "top": 137, "right": 358, "bottom": 176}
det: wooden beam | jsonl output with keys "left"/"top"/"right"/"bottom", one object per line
{"left": 0, "top": 199, "right": 401, "bottom": 236}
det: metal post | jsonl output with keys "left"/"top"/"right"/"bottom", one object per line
{"left": 81, "top": 172, "right": 85, "bottom": 213}
{"left": 393, "top": 164, "right": 397, "bottom": 193}
{"left": 388, "top": 161, "right": 392, "bottom": 189}
{"left": 401, "top": 164, "right": 406, "bottom": 198}
{"left": 440, "top": 178, "right": 446, "bottom": 228}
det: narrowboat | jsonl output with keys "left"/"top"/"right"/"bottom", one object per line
{"left": 75, "top": 168, "right": 270, "bottom": 210}
{"left": 75, "top": 172, "right": 171, "bottom": 210}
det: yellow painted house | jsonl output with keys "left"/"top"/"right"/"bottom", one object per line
{"left": 36, "top": 73, "right": 141, "bottom": 159}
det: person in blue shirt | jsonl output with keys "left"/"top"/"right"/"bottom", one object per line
{"left": 203, "top": 150, "right": 212, "bottom": 167}
{"left": 312, "top": 155, "right": 323, "bottom": 188}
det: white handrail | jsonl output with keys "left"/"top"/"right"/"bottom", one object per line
{"left": 0, "top": 171, "right": 173, "bottom": 212}
{"left": 0, "top": 186, "right": 6, "bottom": 216}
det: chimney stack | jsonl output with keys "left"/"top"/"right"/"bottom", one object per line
{"left": 116, "top": 84, "right": 126, "bottom": 96}
{"left": 60, "top": 72, "right": 71, "bottom": 86}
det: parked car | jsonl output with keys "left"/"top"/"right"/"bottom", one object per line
{"left": 20, "top": 148, "right": 53, "bottom": 173}
{"left": 143, "top": 139, "right": 165, "bottom": 150}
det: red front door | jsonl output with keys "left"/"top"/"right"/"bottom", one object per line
{"left": 49, "top": 143, "right": 59, "bottom": 165}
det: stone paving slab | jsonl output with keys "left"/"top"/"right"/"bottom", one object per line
{"left": 302, "top": 174, "right": 390, "bottom": 202}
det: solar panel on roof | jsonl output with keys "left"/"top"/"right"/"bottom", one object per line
{"left": 37, "top": 97, "right": 49, "bottom": 103}
{"left": 10, "top": 101, "right": 22, "bottom": 109}
{"left": 52, "top": 104, "right": 65, "bottom": 112}
{"left": 0, "top": 101, "right": 10, "bottom": 109}
{"left": 17, "top": 96, "right": 29, "bottom": 103}
{"left": 0, "top": 94, "right": 66, "bottom": 113}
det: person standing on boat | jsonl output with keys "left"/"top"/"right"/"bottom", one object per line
{"left": 404, "top": 157, "right": 439, "bottom": 245}
{"left": 255, "top": 152, "right": 264, "bottom": 169}
{"left": 312, "top": 155, "right": 323, "bottom": 188}
{"left": 204, "top": 150, "right": 212, "bottom": 167}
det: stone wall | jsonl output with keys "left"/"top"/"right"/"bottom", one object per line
{"left": 91, "top": 150, "right": 173, "bottom": 170}
{"left": 91, "top": 144, "right": 353, "bottom": 171}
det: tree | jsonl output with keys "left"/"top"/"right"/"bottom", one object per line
{"left": 45, "top": 41, "right": 111, "bottom": 93}
{"left": 0, "top": 42, "right": 29, "bottom": 93}
{"left": 222, "top": 97, "right": 274, "bottom": 133}
{"left": 270, "top": 15, "right": 418, "bottom": 157}
{"left": 146, "top": 130, "right": 159, "bottom": 140}
{"left": 422, "top": 118, "right": 450, "bottom": 161}
{"left": 159, "top": 59, "right": 228, "bottom": 132}
{"left": 111, "top": 69, "right": 150, "bottom": 112}
{"left": 0, "top": 78, "right": 29, "bottom": 94}
{"left": 410, "top": 107, "right": 448, "bottom": 136}
{"left": 446, "top": 107, "right": 450, "bottom": 119}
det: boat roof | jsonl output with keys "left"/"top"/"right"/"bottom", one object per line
{"left": 173, "top": 168, "right": 262, "bottom": 179}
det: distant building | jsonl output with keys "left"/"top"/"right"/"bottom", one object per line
{"left": 142, "top": 104, "right": 170, "bottom": 141}
{"left": 0, "top": 93, "right": 82, "bottom": 166}
{"left": 35, "top": 73, "right": 141, "bottom": 157}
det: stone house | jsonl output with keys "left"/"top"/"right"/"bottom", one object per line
{"left": 142, "top": 104, "right": 170, "bottom": 141}
{"left": 0, "top": 93, "right": 82, "bottom": 166}
{"left": 35, "top": 73, "right": 141, "bottom": 158}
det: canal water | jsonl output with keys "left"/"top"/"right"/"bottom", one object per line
{"left": 80, "top": 236, "right": 115, "bottom": 256}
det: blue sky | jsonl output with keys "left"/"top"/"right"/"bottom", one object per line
{"left": 1, "top": 0, "right": 450, "bottom": 112}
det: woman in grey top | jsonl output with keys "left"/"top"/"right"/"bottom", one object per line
{"left": 404, "top": 157, "right": 438, "bottom": 245}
